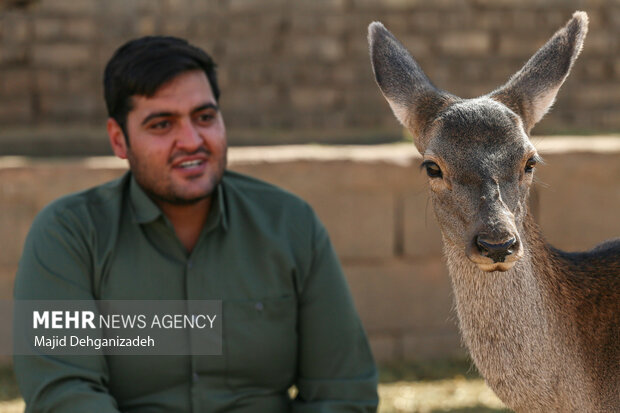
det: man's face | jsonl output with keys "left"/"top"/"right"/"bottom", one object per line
{"left": 119, "top": 70, "right": 227, "bottom": 205}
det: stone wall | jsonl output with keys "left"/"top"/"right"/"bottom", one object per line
{"left": 1, "top": 0, "right": 620, "bottom": 155}
{"left": 1, "top": 137, "right": 619, "bottom": 362}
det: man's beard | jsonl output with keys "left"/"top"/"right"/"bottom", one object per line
{"left": 127, "top": 148, "right": 226, "bottom": 206}
{"left": 143, "top": 180, "right": 216, "bottom": 205}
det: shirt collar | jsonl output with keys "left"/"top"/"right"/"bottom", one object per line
{"left": 129, "top": 174, "right": 162, "bottom": 224}
{"left": 204, "top": 178, "right": 229, "bottom": 233}
{"left": 129, "top": 173, "right": 229, "bottom": 232}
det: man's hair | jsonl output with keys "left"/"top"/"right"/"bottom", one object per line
{"left": 104, "top": 36, "right": 220, "bottom": 142}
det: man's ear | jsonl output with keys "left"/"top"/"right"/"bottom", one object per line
{"left": 490, "top": 11, "right": 588, "bottom": 133}
{"left": 368, "top": 22, "right": 454, "bottom": 153}
{"left": 107, "top": 118, "right": 128, "bottom": 159}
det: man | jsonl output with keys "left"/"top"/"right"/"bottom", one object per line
{"left": 13, "top": 36, "right": 378, "bottom": 412}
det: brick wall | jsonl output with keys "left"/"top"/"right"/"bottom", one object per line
{"left": 2, "top": 137, "right": 619, "bottom": 362}
{"left": 0, "top": 0, "right": 620, "bottom": 154}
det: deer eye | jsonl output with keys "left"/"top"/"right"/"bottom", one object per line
{"left": 524, "top": 157, "right": 537, "bottom": 173}
{"left": 422, "top": 161, "right": 443, "bottom": 178}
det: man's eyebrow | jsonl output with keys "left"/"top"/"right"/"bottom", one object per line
{"left": 140, "top": 103, "right": 219, "bottom": 126}
{"left": 141, "top": 111, "right": 175, "bottom": 126}
{"left": 192, "top": 103, "right": 219, "bottom": 114}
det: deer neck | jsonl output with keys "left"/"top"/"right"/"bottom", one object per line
{"left": 443, "top": 213, "right": 567, "bottom": 409}
{"left": 445, "top": 227, "right": 552, "bottom": 362}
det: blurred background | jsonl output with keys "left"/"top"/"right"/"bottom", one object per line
{"left": 1, "top": 1, "right": 619, "bottom": 412}
{"left": 1, "top": 0, "right": 620, "bottom": 155}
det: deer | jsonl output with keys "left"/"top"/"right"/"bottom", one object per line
{"left": 368, "top": 11, "right": 619, "bottom": 412}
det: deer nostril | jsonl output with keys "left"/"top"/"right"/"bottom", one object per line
{"left": 475, "top": 236, "right": 517, "bottom": 263}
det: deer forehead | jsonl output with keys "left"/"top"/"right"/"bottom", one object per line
{"left": 426, "top": 97, "right": 535, "bottom": 177}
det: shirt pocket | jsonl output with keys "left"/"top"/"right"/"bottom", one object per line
{"left": 224, "top": 295, "right": 298, "bottom": 389}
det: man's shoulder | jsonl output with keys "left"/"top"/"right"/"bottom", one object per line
{"left": 221, "top": 170, "right": 322, "bottom": 234}
{"left": 222, "top": 170, "right": 310, "bottom": 211}
{"left": 35, "top": 173, "right": 129, "bottom": 227}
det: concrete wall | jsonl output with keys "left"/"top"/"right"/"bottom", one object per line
{"left": 2, "top": 0, "right": 620, "bottom": 154}
{"left": 2, "top": 137, "right": 619, "bottom": 363}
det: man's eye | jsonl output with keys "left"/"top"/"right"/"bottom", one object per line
{"left": 197, "top": 113, "right": 215, "bottom": 123}
{"left": 150, "top": 120, "right": 171, "bottom": 130}
{"left": 422, "top": 161, "right": 443, "bottom": 178}
{"left": 524, "top": 157, "right": 537, "bottom": 173}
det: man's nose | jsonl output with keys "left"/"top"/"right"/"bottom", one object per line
{"left": 176, "top": 120, "right": 203, "bottom": 149}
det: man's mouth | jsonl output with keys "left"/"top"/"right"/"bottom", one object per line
{"left": 177, "top": 159, "right": 205, "bottom": 169}
{"left": 171, "top": 157, "right": 208, "bottom": 177}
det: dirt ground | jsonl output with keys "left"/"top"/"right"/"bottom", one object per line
{"left": 0, "top": 360, "right": 510, "bottom": 413}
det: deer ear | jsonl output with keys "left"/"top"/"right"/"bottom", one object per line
{"left": 368, "top": 22, "right": 453, "bottom": 152}
{"left": 491, "top": 11, "right": 588, "bottom": 133}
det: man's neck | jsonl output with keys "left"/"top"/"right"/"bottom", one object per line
{"left": 156, "top": 197, "right": 212, "bottom": 253}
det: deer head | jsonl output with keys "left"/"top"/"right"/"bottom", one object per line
{"left": 369, "top": 12, "right": 588, "bottom": 272}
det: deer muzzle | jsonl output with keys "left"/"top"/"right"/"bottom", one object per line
{"left": 466, "top": 232, "right": 523, "bottom": 272}
{"left": 476, "top": 236, "right": 517, "bottom": 263}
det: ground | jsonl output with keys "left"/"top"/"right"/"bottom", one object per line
{"left": 0, "top": 359, "right": 509, "bottom": 412}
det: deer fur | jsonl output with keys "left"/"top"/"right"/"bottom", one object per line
{"left": 368, "top": 11, "right": 619, "bottom": 412}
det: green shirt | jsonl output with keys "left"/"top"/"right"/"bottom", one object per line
{"left": 14, "top": 171, "right": 378, "bottom": 413}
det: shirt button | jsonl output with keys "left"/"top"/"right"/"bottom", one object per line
{"left": 255, "top": 302, "right": 264, "bottom": 312}
{"left": 192, "top": 372, "right": 199, "bottom": 383}
{"left": 187, "top": 260, "right": 193, "bottom": 269}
